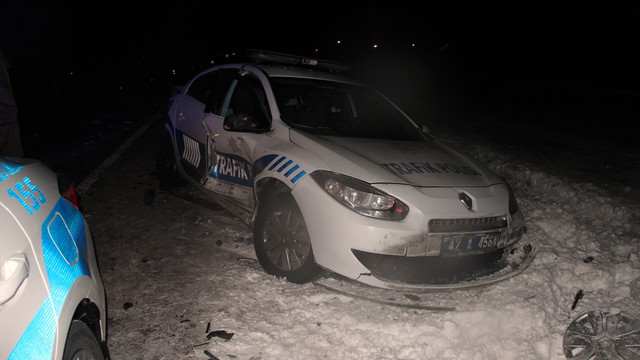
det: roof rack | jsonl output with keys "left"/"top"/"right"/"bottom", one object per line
{"left": 246, "top": 49, "right": 351, "bottom": 73}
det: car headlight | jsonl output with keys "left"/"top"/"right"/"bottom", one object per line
{"left": 310, "top": 170, "right": 409, "bottom": 220}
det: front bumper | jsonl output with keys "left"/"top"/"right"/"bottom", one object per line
{"left": 351, "top": 242, "right": 537, "bottom": 291}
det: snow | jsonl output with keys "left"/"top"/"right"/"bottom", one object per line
{"left": 77, "top": 100, "right": 639, "bottom": 360}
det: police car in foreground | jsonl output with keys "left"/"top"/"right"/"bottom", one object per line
{"left": 156, "top": 49, "right": 535, "bottom": 291}
{"left": 1, "top": 157, "right": 109, "bottom": 359}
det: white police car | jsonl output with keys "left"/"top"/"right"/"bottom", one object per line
{"left": 1, "top": 157, "right": 109, "bottom": 359}
{"left": 156, "top": 49, "right": 535, "bottom": 290}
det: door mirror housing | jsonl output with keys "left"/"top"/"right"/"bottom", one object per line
{"left": 224, "top": 113, "right": 267, "bottom": 133}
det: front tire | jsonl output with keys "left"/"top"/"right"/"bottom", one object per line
{"left": 62, "top": 320, "right": 105, "bottom": 360}
{"left": 254, "top": 193, "right": 319, "bottom": 284}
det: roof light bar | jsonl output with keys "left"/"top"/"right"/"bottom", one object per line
{"left": 246, "top": 49, "right": 350, "bottom": 73}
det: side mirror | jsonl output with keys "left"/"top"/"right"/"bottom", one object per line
{"left": 421, "top": 124, "right": 435, "bottom": 140}
{"left": 224, "top": 113, "right": 264, "bottom": 132}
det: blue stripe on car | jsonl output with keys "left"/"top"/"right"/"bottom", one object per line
{"left": 267, "top": 155, "right": 286, "bottom": 170}
{"left": 291, "top": 170, "right": 307, "bottom": 183}
{"left": 254, "top": 154, "right": 307, "bottom": 184}
{"left": 277, "top": 159, "right": 293, "bottom": 173}
{"left": 8, "top": 297, "right": 56, "bottom": 359}
{"left": 8, "top": 197, "right": 90, "bottom": 360}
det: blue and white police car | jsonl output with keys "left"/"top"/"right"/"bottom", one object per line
{"left": 156, "top": 49, "right": 535, "bottom": 291}
{"left": 1, "top": 157, "right": 109, "bottom": 359}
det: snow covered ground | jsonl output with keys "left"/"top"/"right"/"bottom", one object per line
{"left": 76, "top": 94, "right": 640, "bottom": 359}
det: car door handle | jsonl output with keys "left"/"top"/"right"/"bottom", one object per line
{"left": 0, "top": 252, "right": 30, "bottom": 304}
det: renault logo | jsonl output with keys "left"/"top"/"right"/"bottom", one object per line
{"left": 459, "top": 192, "right": 473, "bottom": 211}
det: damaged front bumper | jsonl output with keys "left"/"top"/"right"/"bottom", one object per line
{"left": 349, "top": 243, "right": 537, "bottom": 291}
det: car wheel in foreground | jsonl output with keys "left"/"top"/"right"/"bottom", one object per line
{"left": 562, "top": 308, "right": 640, "bottom": 359}
{"left": 155, "top": 134, "right": 186, "bottom": 190}
{"left": 254, "top": 193, "right": 319, "bottom": 284}
{"left": 62, "top": 321, "right": 104, "bottom": 360}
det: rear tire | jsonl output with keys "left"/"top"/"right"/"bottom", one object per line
{"left": 62, "top": 320, "right": 105, "bottom": 360}
{"left": 254, "top": 193, "right": 319, "bottom": 284}
{"left": 155, "top": 133, "right": 186, "bottom": 190}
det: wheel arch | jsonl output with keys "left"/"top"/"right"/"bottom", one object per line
{"left": 71, "top": 298, "right": 110, "bottom": 358}
{"left": 253, "top": 177, "right": 291, "bottom": 222}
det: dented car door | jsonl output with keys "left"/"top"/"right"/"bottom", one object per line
{"left": 201, "top": 71, "right": 271, "bottom": 211}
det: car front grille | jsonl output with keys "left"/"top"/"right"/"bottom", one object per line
{"left": 352, "top": 248, "right": 508, "bottom": 285}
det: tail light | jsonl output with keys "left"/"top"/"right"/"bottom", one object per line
{"left": 62, "top": 183, "right": 79, "bottom": 209}
{"left": 57, "top": 174, "right": 79, "bottom": 209}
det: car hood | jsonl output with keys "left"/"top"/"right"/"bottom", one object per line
{"left": 289, "top": 130, "right": 502, "bottom": 187}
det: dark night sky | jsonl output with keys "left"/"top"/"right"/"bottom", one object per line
{"left": 4, "top": 2, "right": 638, "bottom": 83}
{"left": 1, "top": 1, "right": 639, "bottom": 134}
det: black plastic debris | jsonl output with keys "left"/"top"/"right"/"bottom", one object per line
{"left": 571, "top": 290, "right": 584, "bottom": 310}
{"left": 206, "top": 330, "right": 234, "bottom": 341}
{"left": 123, "top": 302, "right": 133, "bottom": 310}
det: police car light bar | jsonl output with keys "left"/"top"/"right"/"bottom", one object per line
{"left": 246, "top": 49, "right": 351, "bottom": 73}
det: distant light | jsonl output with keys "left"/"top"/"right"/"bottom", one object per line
{"left": 69, "top": 71, "right": 74, "bottom": 76}
{"left": 411, "top": 43, "right": 416, "bottom": 47}
{"left": 372, "top": 44, "right": 378, "bottom": 49}
{"left": 336, "top": 40, "right": 341, "bottom": 45}
{"left": 314, "top": 48, "right": 319, "bottom": 53}
{"left": 210, "top": 60, "right": 214, "bottom": 64}
{"left": 172, "top": 69, "right": 176, "bottom": 75}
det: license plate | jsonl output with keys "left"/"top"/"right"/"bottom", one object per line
{"left": 442, "top": 232, "right": 500, "bottom": 256}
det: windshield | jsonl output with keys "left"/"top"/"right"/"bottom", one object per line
{"left": 271, "top": 78, "right": 425, "bottom": 141}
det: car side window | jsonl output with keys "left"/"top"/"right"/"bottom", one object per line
{"left": 186, "top": 71, "right": 217, "bottom": 106}
{"left": 222, "top": 74, "right": 271, "bottom": 128}
{"left": 186, "top": 69, "right": 238, "bottom": 114}
{"left": 210, "top": 70, "right": 237, "bottom": 115}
